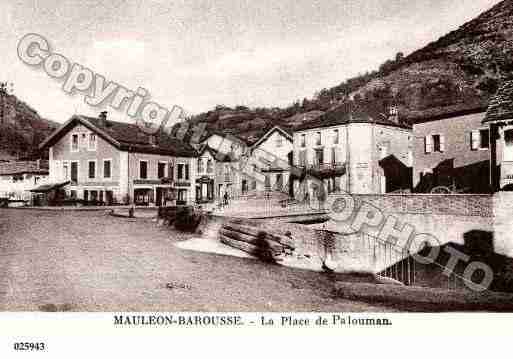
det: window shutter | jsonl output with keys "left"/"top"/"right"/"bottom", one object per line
{"left": 471, "top": 130, "right": 479, "bottom": 150}
{"left": 425, "top": 136, "right": 432, "bottom": 154}
{"left": 439, "top": 135, "right": 445, "bottom": 152}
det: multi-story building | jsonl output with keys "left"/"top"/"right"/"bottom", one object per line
{"left": 483, "top": 79, "right": 513, "bottom": 191}
{"left": 195, "top": 144, "right": 217, "bottom": 203}
{"left": 200, "top": 132, "right": 243, "bottom": 199}
{"left": 249, "top": 125, "right": 293, "bottom": 195}
{"left": 292, "top": 103, "right": 412, "bottom": 196}
{"left": 39, "top": 112, "right": 198, "bottom": 205}
{"left": 200, "top": 125, "right": 294, "bottom": 198}
{"left": 411, "top": 106, "right": 490, "bottom": 193}
{"left": 0, "top": 160, "right": 49, "bottom": 198}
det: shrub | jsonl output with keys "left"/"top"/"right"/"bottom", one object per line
{"left": 174, "top": 206, "right": 203, "bottom": 232}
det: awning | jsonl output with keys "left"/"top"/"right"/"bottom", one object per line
{"left": 30, "top": 181, "right": 70, "bottom": 193}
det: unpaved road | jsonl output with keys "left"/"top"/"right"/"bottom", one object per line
{"left": 0, "top": 209, "right": 395, "bottom": 312}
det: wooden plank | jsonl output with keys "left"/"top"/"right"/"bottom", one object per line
{"left": 219, "top": 234, "right": 275, "bottom": 261}
{"left": 219, "top": 229, "right": 285, "bottom": 253}
{"left": 222, "top": 223, "right": 295, "bottom": 249}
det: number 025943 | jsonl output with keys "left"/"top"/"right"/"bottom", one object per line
{"left": 13, "top": 342, "right": 46, "bottom": 351}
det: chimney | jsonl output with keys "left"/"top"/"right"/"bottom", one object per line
{"left": 98, "top": 111, "right": 107, "bottom": 126}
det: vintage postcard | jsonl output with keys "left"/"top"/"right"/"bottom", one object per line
{"left": 1, "top": 0, "right": 512, "bottom": 356}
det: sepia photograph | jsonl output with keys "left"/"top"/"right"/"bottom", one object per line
{"left": 1, "top": 0, "right": 513, "bottom": 355}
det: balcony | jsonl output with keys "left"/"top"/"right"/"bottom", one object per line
{"left": 299, "top": 162, "right": 346, "bottom": 179}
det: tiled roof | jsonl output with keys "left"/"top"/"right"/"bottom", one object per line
{"left": 406, "top": 102, "right": 487, "bottom": 124}
{"left": 40, "top": 115, "right": 198, "bottom": 157}
{"left": 250, "top": 125, "right": 293, "bottom": 149}
{"left": 197, "top": 144, "right": 236, "bottom": 162}
{"left": 0, "top": 160, "right": 49, "bottom": 176}
{"left": 294, "top": 102, "right": 411, "bottom": 131}
{"left": 484, "top": 79, "right": 513, "bottom": 123}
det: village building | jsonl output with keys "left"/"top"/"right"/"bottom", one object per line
{"left": 199, "top": 131, "right": 244, "bottom": 199}
{"left": 292, "top": 103, "right": 412, "bottom": 196}
{"left": 0, "top": 160, "right": 49, "bottom": 201}
{"left": 39, "top": 112, "right": 198, "bottom": 206}
{"left": 483, "top": 79, "right": 513, "bottom": 191}
{"left": 249, "top": 125, "right": 293, "bottom": 195}
{"left": 411, "top": 105, "right": 490, "bottom": 193}
{"left": 199, "top": 125, "right": 294, "bottom": 199}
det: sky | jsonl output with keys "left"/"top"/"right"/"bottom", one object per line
{"left": 0, "top": 0, "right": 503, "bottom": 123}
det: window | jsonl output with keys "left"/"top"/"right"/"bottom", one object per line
{"left": 333, "top": 129, "right": 339, "bottom": 144}
{"left": 71, "top": 134, "right": 79, "bottom": 152}
{"left": 299, "top": 150, "right": 307, "bottom": 167}
{"left": 316, "top": 132, "right": 322, "bottom": 146}
{"left": 471, "top": 129, "right": 490, "bottom": 150}
{"left": 197, "top": 159, "right": 203, "bottom": 173}
{"left": 178, "top": 163, "right": 189, "bottom": 180}
{"left": 480, "top": 129, "right": 489, "bottom": 149}
{"left": 425, "top": 134, "right": 445, "bottom": 153}
{"left": 158, "top": 162, "right": 166, "bottom": 179}
{"left": 177, "top": 189, "right": 187, "bottom": 203}
{"left": 103, "top": 160, "right": 111, "bottom": 179}
{"left": 70, "top": 161, "right": 78, "bottom": 183}
{"left": 505, "top": 130, "right": 513, "bottom": 147}
{"left": 315, "top": 148, "right": 324, "bottom": 165}
{"left": 433, "top": 135, "right": 441, "bottom": 152}
{"left": 276, "top": 174, "right": 283, "bottom": 190}
{"left": 207, "top": 159, "right": 213, "bottom": 173}
{"left": 88, "top": 161, "right": 96, "bottom": 179}
{"left": 265, "top": 175, "right": 271, "bottom": 189}
{"left": 88, "top": 133, "right": 97, "bottom": 151}
{"left": 276, "top": 136, "right": 283, "bottom": 147}
{"left": 301, "top": 134, "right": 306, "bottom": 147}
{"left": 139, "top": 161, "right": 148, "bottom": 179}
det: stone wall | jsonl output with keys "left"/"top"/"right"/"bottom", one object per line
{"left": 352, "top": 193, "right": 494, "bottom": 217}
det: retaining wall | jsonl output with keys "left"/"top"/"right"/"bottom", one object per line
{"left": 352, "top": 194, "right": 494, "bottom": 217}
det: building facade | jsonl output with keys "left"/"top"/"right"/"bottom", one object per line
{"left": 292, "top": 104, "right": 412, "bottom": 196}
{"left": 483, "top": 80, "right": 513, "bottom": 191}
{"left": 250, "top": 126, "right": 293, "bottom": 195}
{"left": 40, "top": 113, "right": 197, "bottom": 205}
{"left": 200, "top": 126, "right": 294, "bottom": 198}
{"left": 411, "top": 108, "right": 490, "bottom": 193}
{"left": 0, "top": 160, "right": 49, "bottom": 199}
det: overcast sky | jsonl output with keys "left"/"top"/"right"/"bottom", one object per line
{"left": 0, "top": 0, "right": 502, "bottom": 123}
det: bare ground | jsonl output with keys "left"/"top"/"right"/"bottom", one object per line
{"left": 0, "top": 209, "right": 396, "bottom": 312}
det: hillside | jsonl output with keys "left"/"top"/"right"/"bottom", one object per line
{"left": 0, "top": 92, "right": 58, "bottom": 160}
{"left": 190, "top": 0, "right": 513, "bottom": 139}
